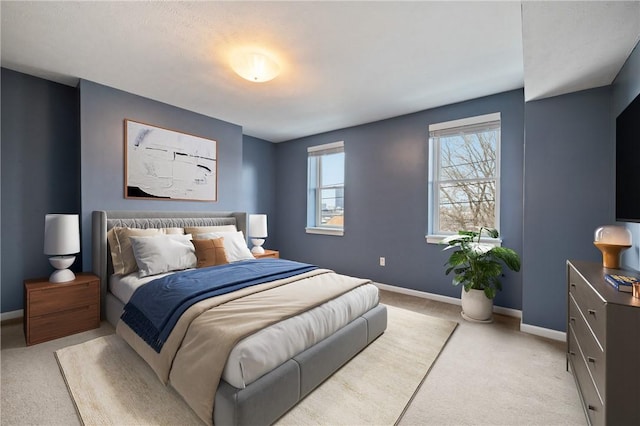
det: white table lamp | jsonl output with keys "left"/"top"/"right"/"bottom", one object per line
{"left": 249, "top": 214, "right": 268, "bottom": 254}
{"left": 44, "top": 214, "right": 80, "bottom": 283}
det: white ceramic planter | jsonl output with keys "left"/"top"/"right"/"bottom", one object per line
{"left": 460, "top": 288, "right": 494, "bottom": 323}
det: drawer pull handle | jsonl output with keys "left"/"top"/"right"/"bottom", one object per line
{"left": 570, "top": 317, "right": 576, "bottom": 322}
{"left": 588, "top": 309, "right": 596, "bottom": 315}
{"left": 570, "top": 283, "right": 576, "bottom": 287}
{"left": 588, "top": 405, "right": 597, "bottom": 412}
{"left": 569, "top": 351, "right": 576, "bottom": 356}
{"left": 587, "top": 357, "right": 596, "bottom": 363}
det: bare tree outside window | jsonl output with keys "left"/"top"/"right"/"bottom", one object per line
{"left": 429, "top": 114, "right": 500, "bottom": 235}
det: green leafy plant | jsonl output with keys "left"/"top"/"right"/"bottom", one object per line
{"left": 442, "top": 228, "right": 521, "bottom": 299}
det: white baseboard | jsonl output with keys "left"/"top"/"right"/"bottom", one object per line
{"left": 376, "top": 282, "right": 565, "bottom": 340}
{"left": 376, "top": 282, "right": 463, "bottom": 306}
{"left": 520, "top": 322, "right": 566, "bottom": 342}
{"left": 1, "top": 309, "right": 23, "bottom": 322}
{"left": 375, "top": 282, "right": 522, "bottom": 319}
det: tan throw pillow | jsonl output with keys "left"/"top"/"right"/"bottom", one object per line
{"left": 191, "top": 238, "right": 229, "bottom": 268}
{"left": 107, "top": 227, "right": 162, "bottom": 275}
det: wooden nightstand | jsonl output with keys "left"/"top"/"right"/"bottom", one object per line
{"left": 253, "top": 249, "right": 280, "bottom": 259}
{"left": 24, "top": 273, "right": 100, "bottom": 346}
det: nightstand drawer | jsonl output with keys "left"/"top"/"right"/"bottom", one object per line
{"left": 28, "top": 304, "right": 99, "bottom": 345}
{"left": 24, "top": 274, "right": 101, "bottom": 345}
{"left": 29, "top": 280, "right": 99, "bottom": 317}
{"left": 569, "top": 268, "right": 606, "bottom": 345}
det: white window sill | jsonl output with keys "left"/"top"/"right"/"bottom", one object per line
{"left": 426, "top": 234, "right": 502, "bottom": 247}
{"left": 306, "top": 227, "right": 344, "bottom": 236}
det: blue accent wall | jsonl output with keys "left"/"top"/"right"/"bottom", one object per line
{"left": 242, "top": 135, "right": 278, "bottom": 248}
{"left": 1, "top": 68, "right": 80, "bottom": 312}
{"left": 274, "top": 90, "right": 525, "bottom": 311}
{"left": 78, "top": 79, "right": 244, "bottom": 270}
{"left": 612, "top": 41, "right": 640, "bottom": 272}
{"left": 523, "top": 86, "right": 613, "bottom": 331}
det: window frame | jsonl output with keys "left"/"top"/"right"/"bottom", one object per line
{"left": 306, "top": 141, "right": 345, "bottom": 236}
{"left": 426, "top": 113, "right": 502, "bottom": 245}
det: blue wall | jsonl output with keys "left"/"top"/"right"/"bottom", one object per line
{"left": 612, "top": 42, "right": 640, "bottom": 272}
{"left": 274, "top": 90, "right": 525, "bottom": 311}
{"left": 78, "top": 79, "right": 244, "bottom": 270}
{"left": 0, "top": 72, "right": 275, "bottom": 313}
{"left": 3, "top": 41, "right": 637, "bottom": 331}
{"left": 242, "top": 135, "right": 278, "bottom": 248}
{"left": 1, "top": 68, "right": 80, "bottom": 312}
{"left": 522, "top": 87, "right": 614, "bottom": 331}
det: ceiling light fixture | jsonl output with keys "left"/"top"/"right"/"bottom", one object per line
{"left": 231, "top": 51, "right": 280, "bottom": 83}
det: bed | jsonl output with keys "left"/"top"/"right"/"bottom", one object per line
{"left": 91, "top": 210, "right": 387, "bottom": 426}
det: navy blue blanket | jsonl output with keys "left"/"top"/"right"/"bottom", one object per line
{"left": 120, "top": 259, "right": 317, "bottom": 353}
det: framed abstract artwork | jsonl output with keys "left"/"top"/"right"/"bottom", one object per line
{"left": 124, "top": 119, "right": 217, "bottom": 201}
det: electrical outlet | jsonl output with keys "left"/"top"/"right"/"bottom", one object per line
{"left": 379, "top": 257, "right": 385, "bottom": 267}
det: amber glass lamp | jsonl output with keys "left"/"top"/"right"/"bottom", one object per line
{"left": 593, "top": 225, "right": 632, "bottom": 269}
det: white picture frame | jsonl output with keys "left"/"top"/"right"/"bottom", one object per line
{"left": 124, "top": 119, "right": 217, "bottom": 202}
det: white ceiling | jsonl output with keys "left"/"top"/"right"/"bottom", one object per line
{"left": 1, "top": 1, "right": 639, "bottom": 143}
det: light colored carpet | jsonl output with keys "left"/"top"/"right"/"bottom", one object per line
{"left": 55, "top": 305, "right": 456, "bottom": 426}
{"left": 276, "top": 305, "right": 457, "bottom": 425}
{"left": 2, "top": 289, "right": 586, "bottom": 426}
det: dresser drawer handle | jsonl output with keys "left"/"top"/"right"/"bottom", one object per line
{"left": 588, "top": 309, "right": 597, "bottom": 315}
{"left": 587, "top": 356, "right": 596, "bottom": 363}
{"left": 588, "top": 404, "right": 597, "bottom": 412}
{"left": 569, "top": 317, "right": 576, "bottom": 323}
{"left": 570, "top": 282, "right": 576, "bottom": 287}
{"left": 569, "top": 351, "right": 576, "bottom": 356}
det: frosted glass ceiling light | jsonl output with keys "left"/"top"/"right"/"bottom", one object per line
{"left": 231, "top": 52, "right": 280, "bottom": 83}
{"left": 594, "top": 225, "right": 632, "bottom": 269}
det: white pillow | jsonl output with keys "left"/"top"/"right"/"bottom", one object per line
{"left": 184, "top": 225, "right": 237, "bottom": 235}
{"left": 195, "top": 231, "right": 254, "bottom": 262}
{"left": 129, "top": 234, "right": 197, "bottom": 277}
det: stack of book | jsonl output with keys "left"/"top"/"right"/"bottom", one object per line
{"left": 604, "top": 273, "right": 639, "bottom": 293}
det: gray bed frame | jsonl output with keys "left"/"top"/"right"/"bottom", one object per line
{"left": 92, "top": 210, "right": 387, "bottom": 426}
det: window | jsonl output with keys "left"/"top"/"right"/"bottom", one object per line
{"left": 427, "top": 113, "right": 500, "bottom": 241}
{"left": 307, "top": 141, "right": 345, "bottom": 236}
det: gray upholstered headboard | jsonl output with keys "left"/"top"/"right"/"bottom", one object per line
{"left": 91, "top": 210, "right": 247, "bottom": 317}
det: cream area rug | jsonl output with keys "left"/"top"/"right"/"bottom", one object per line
{"left": 56, "top": 305, "right": 457, "bottom": 426}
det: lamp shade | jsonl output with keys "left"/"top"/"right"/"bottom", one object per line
{"left": 44, "top": 214, "right": 80, "bottom": 255}
{"left": 249, "top": 214, "right": 268, "bottom": 238}
{"left": 594, "top": 225, "right": 632, "bottom": 245}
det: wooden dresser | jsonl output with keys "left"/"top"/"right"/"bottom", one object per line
{"left": 24, "top": 273, "right": 100, "bottom": 345}
{"left": 566, "top": 260, "right": 640, "bottom": 426}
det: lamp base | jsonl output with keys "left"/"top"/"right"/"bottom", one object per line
{"left": 49, "top": 269, "right": 76, "bottom": 283}
{"left": 251, "top": 238, "right": 265, "bottom": 254}
{"left": 593, "top": 242, "right": 631, "bottom": 269}
{"left": 49, "top": 255, "right": 76, "bottom": 283}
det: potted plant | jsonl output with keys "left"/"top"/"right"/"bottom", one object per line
{"left": 442, "top": 228, "right": 521, "bottom": 323}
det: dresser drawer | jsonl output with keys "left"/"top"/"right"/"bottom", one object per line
{"left": 29, "top": 280, "right": 99, "bottom": 317}
{"left": 569, "top": 268, "right": 606, "bottom": 346}
{"left": 568, "top": 328, "right": 605, "bottom": 426}
{"left": 28, "top": 303, "right": 99, "bottom": 345}
{"left": 569, "top": 294, "right": 606, "bottom": 400}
